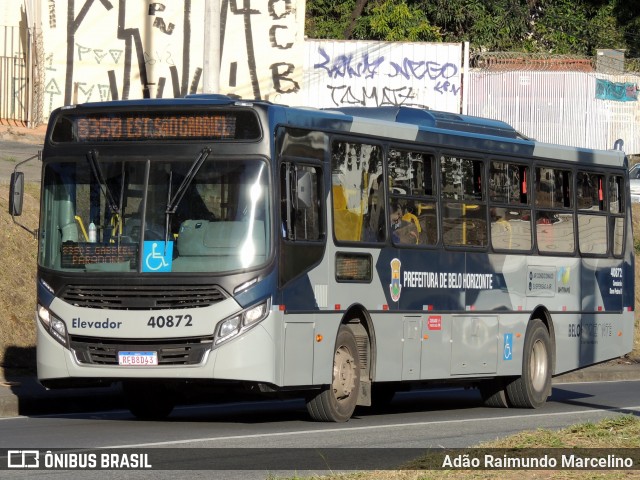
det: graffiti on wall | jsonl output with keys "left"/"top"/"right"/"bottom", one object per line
{"left": 43, "top": 0, "right": 204, "bottom": 117}
{"left": 219, "top": 0, "right": 304, "bottom": 103}
{"left": 41, "top": 0, "right": 305, "bottom": 117}
{"left": 595, "top": 79, "right": 638, "bottom": 102}
{"left": 303, "top": 40, "right": 462, "bottom": 112}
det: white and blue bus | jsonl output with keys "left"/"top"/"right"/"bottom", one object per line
{"left": 10, "top": 95, "right": 635, "bottom": 421}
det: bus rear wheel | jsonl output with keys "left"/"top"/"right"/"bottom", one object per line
{"left": 479, "top": 379, "right": 509, "bottom": 408}
{"left": 306, "top": 326, "right": 360, "bottom": 422}
{"left": 506, "top": 319, "right": 552, "bottom": 408}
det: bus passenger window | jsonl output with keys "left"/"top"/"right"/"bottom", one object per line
{"left": 388, "top": 149, "right": 434, "bottom": 196}
{"left": 577, "top": 171, "right": 607, "bottom": 256}
{"left": 610, "top": 175, "right": 625, "bottom": 256}
{"left": 441, "top": 155, "right": 487, "bottom": 247}
{"left": 535, "top": 167, "right": 572, "bottom": 209}
{"left": 490, "top": 207, "right": 532, "bottom": 251}
{"left": 489, "top": 161, "right": 528, "bottom": 205}
{"left": 488, "top": 161, "right": 531, "bottom": 252}
{"left": 534, "top": 167, "right": 574, "bottom": 254}
{"left": 389, "top": 201, "right": 419, "bottom": 245}
{"left": 536, "top": 210, "right": 574, "bottom": 254}
{"left": 331, "top": 140, "right": 384, "bottom": 243}
{"left": 388, "top": 149, "right": 437, "bottom": 247}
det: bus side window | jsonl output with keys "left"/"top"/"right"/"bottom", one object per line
{"left": 441, "top": 155, "right": 487, "bottom": 247}
{"left": 388, "top": 148, "right": 437, "bottom": 246}
{"left": 534, "top": 167, "right": 574, "bottom": 254}
{"left": 489, "top": 161, "right": 532, "bottom": 252}
{"left": 331, "top": 140, "right": 384, "bottom": 243}
{"left": 281, "top": 163, "right": 322, "bottom": 241}
{"left": 610, "top": 175, "right": 624, "bottom": 257}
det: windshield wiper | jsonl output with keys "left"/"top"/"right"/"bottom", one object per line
{"left": 164, "top": 147, "right": 212, "bottom": 244}
{"left": 87, "top": 149, "right": 120, "bottom": 215}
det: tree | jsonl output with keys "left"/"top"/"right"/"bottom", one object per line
{"left": 305, "top": 0, "right": 358, "bottom": 39}
{"left": 359, "top": 0, "right": 441, "bottom": 42}
{"left": 305, "top": 0, "right": 640, "bottom": 58}
{"left": 306, "top": 0, "right": 440, "bottom": 42}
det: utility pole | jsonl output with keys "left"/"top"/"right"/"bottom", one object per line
{"left": 203, "top": 0, "right": 221, "bottom": 93}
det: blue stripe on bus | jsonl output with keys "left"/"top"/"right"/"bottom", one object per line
{"left": 37, "top": 279, "right": 55, "bottom": 308}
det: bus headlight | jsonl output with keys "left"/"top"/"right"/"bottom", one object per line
{"left": 218, "top": 315, "right": 241, "bottom": 340}
{"left": 37, "top": 304, "right": 68, "bottom": 347}
{"left": 215, "top": 300, "right": 270, "bottom": 346}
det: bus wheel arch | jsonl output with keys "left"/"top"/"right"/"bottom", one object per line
{"left": 306, "top": 324, "right": 361, "bottom": 422}
{"left": 530, "top": 306, "right": 556, "bottom": 376}
{"left": 305, "top": 304, "right": 375, "bottom": 422}
{"left": 342, "top": 304, "right": 376, "bottom": 383}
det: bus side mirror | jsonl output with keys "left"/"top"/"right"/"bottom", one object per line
{"left": 9, "top": 172, "right": 24, "bottom": 217}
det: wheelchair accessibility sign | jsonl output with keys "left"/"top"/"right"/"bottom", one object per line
{"left": 503, "top": 333, "right": 513, "bottom": 361}
{"left": 143, "top": 241, "right": 173, "bottom": 272}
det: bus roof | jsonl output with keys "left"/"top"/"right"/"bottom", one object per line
{"left": 50, "top": 95, "right": 627, "bottom": 168}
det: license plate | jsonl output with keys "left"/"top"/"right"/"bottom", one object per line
{"left": 118, "top": 351, "right": 158, "bottom": 366}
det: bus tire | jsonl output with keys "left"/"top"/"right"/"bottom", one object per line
{"left": 479, "top": 379, "right": 509, "bottom": 408}
{"left": 123, "top": 381, "right": 175, "bottom": 420}
{"left": 506, "top": 319, "right": 552, "bottom": 408}
{"left": 306, "top": 326, "right": 360, "bottom": 422}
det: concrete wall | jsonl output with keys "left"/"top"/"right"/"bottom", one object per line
{"left": 40, "top": 0, "right": 305, "bottom": 117}
{"left": 302, "top": 40, "right": 462, "bottom": 111}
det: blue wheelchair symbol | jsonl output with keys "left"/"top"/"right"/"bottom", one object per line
{"left": 503, "top": 333, "right": 513, "bottom": 361}
{"left": 142, "top": 241, "right": 173, "bottom": 272}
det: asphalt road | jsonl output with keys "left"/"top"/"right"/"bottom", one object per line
{"left": 0, "top": 380, "right": 638, "bottom": 479}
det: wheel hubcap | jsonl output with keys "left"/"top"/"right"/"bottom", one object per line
{"left": 333, "top": 345, "right": 357, "bottom": 400}
{"left": 530, "top": 339, "right": 548, "bottom": 392}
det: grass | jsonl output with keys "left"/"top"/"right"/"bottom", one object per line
{"left": 0, "top": 183, "right": 38, "bottom": 368}
{"left": 269, "top": 416, "right": 640, "bottom": 479}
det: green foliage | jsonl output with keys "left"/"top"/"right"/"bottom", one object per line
{"left": 305, "top": 0, "right": 357, "bottom": 39}
{"left": 361, "top": 0, "right": 441, "bottom": 41}
{"left": 305, "top": 0, "right": 640, "bottom": 57}
{"left": 531, "top": 0, "right": 591, "bottom": 54}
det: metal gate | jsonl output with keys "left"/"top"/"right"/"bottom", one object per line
{"left": 1, "top": 24, "right": 38, "bottom": 126}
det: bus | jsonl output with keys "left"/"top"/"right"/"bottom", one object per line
{"left": 9, "top": 95, "right": 635, "bottom": 422}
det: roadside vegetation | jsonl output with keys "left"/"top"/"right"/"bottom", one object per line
{"left": 306, "top": 0, "right": 640, "bottom": 58}
{"left": 269, "top": 416, "right": 640, "bottom": 479}
{"left": 0, "top": 183, "right": 38, "bottom": 369}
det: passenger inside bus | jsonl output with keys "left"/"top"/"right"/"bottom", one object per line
{"left": 390, "top": 202, "right": 419, "bottom": 244}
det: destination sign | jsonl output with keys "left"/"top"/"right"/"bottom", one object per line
{"left": 52, "top": 110, "right": 261, "bottom": 142}
{"left": 61, "top": 242, "right": 138, "bottom": 269}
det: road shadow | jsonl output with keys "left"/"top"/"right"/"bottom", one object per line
{"left": 550, "top": 385, "right": 640, "bottom": 417}
{"left": 1, "top": 345, "right": 125, "bottom": 416}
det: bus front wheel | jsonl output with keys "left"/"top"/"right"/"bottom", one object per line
{"left": 506, "top": 319, "right": 552, "bottom": 408}
{"left": 306, "top": 326, "right": 361, "bottom": 422}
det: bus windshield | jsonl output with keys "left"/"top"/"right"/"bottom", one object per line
{"left": 39, "top": 154, "right": 271, "bottom": 274}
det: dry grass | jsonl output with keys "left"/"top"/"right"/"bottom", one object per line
{"left": 269, "top": 416, "right": 640, "bottom": 479}
{"left": 632, "top": 204, "right": 640, "bottom": 359}
{"left": 0, "top": 183, "right": 38, "bottom": 368}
